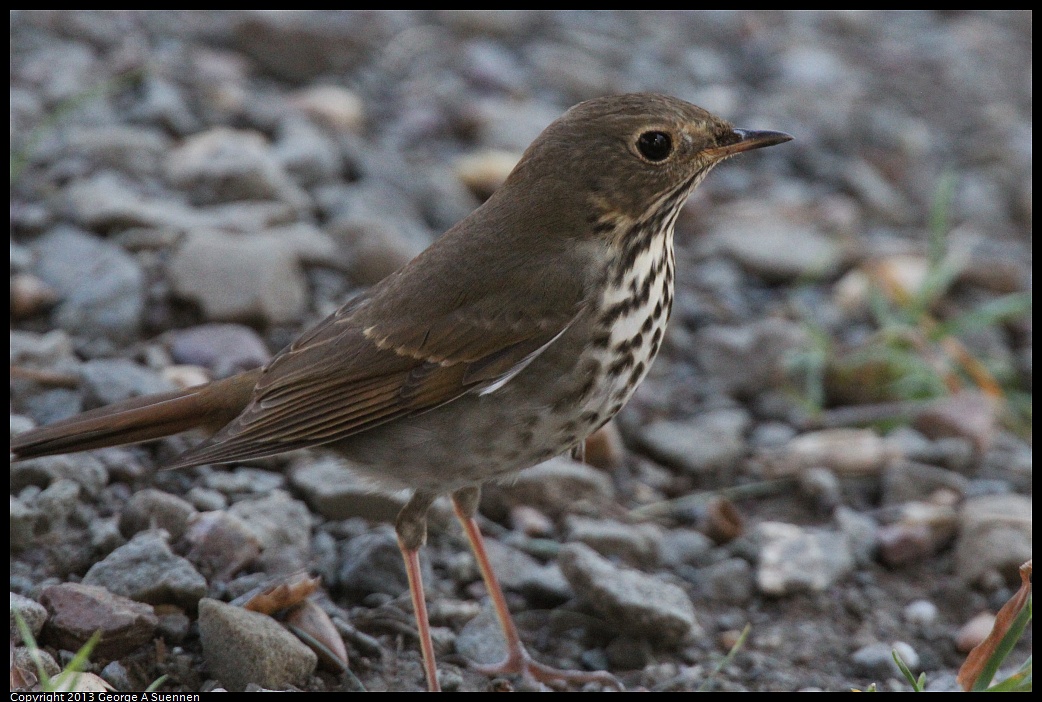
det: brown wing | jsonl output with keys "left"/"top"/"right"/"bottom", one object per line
{"left": 165, "top": 292, "right": 581, "bottom": 469}
{"left": 166, "top": 182, "right": 602, "bottom": 470}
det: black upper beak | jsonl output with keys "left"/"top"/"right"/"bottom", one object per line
{"left": 706, "top": 129, "right": 793, "bottom": 159}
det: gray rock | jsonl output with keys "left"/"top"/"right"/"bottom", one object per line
{"left": 198, "top": 598, "right": 317, "bottom": 691}
{"left": 454, "top": 602, "right": 507, "bottom": 666}
{"left": 89, "top": 516, "right": 124, "bottom": 554}
{"left": 118, "top": 489, "right": 198, "bottom": 541}
{"left": 914, "top": 391, "right": 999, "bottom": 456}
{"left": 638, "top": 408, "right": 750, "bottom": 476}
{"left": 605, "top": 635, "right": 654, "bottom": 671}
{"left": 658, "top": 529, "right": 714, "bottom": 568}
{"left": 79, "top": 358, "right": 175, "bottom": 407}
{"left": 851, "top": 641, "right": 919, "bottom": 679}
{"left": 797, "top": 466, "right": 843, "bottom": 509}
{"left": 565, "top": 516, "right": 662, "bottom": 569}
{"left": 64, "top": 173, "right": 298, "bottom": 233}
{"left": 9, "top": 413, "right": 34, "bottom": 437}
{"left": 902, "top": 599, "right": 939, "bottom": 627}
{"left": 757, "top": 428, "right": 897, "bottom": 479}
{"left": 950, "top": 229, "right": 1032, "bottom": 294}
{"left": 835, "top": 507, "right": 878, "bottom": 567}
{"left": 10, "top": 591, "right": 48, "bottom": 637}
{"left": 10, "top": 496, "right": 40, "bottom": 550}
{"left": 200, "top": 200, "right": 303, "bottom": 231}
{"left": 63, "top": 173, "right": 189, "bottom": 229}
{"left": 165, "top": 127, "right": 310, "bottom": 209}
{"left": 9, "top": 328, "right": 76, "bottom": 369}
{"left": 184, "top": 510, "right": 261, "bottom": 581}
{"left": 698, "top": 557, "right": 755, "bottom": 605}
{"left": 325, "top": 183, "right": 433, "bottom": 285}
{"left": 495, "top": 457, "right": 615, "bottom": 516}
{"left": 438, "top": 10, "right": 538, "bottom": 37}
{"left": 35, "top": 479, "right": 81, "bottom": 532}
{"left": 127, "top": 75, "right": 199, "bottom": 135}
{"left": 167, "top": 323, "right": 271, "bottom": 377}
{"left": 411, "top": 163, "right": 484, "bottom": 234}
{"left": 882, "top": 459, "right": 970, "bottom": 506}
{"left": 844, "top": 159, "right": 914, "bottom": 224}
{"left": 100, "top": 660, "right": 134, "bottom": 692}
{"left": 227, "top": 490, "right": 312, "bottom": 557}
{"left": 956, "top": 494, "right": 1032, "bottom": 587}
{"left": 483, "top": 539, "right": 572, "bottom": 601}
{"left": 82, "top": 531, "right": 207, "bottom": 609}
{"left": 20, "top": 394, "right": 83, "bottom": 435}
{"left": 886, "top": 427, "right": 942, "bottom": 463}
{"left": 933, "top": 438, "right": 976, "bottom": 473}
{"left": 780, "top": 45, "right": 850, "bottom": 88}
{"left": 39, "top": 583, "right": 158, "bottom": 660}
{"left": 528, "top": 41, "right": 615, "bottom": 100}
{"left": 287, "top": 84, "right": 365, "bottom": 134}
{"left": 458, "top": 38, "right": 528, "bottom": 93}
{"left": 13, "top": 645, "right": 60, "bottom": 681}
{"left": 57, "top": 125, "right": 172, "bottom": 176}
{"left": 703, "top": 203, "right": 843, "bottom": 281}
{"left": 155, "top": 607, "right": 192, "bottom": 644}
{"left": 694, "top": 319, "right": 808, "bottom": 397}
{"left": 31, "top": 227, "right": 145, "bottom": 353}
{"left": 559, "top": 543, "right": 698, "bottom": 647}
{"left": 186, "top": 487, "right": 229, "bottom": 512}
{"left": 754, "top": 522, "right": 854, "bottom": 595}
{"left": 205, "top": 467, "right": 285, "bottom": 496}
{"left": 167, "top": 229, "right": 310, "bottom": 325}
{"left": 748, "top": 421, "right": 798, "bottom": 450}
{"left": 273, "top": 117, "right": 343, "bottom": 187}
{"left": 473, "top": 97, "right": 560, "bottom": 152}
{"left": 339, "top": 526, "right": 427, "bottom": 598}
{"left": 9, "top": 451, "right": 109, "bottom": 497}
{"left": 16, "top": 38, "right": 99, "bottom": 104}
{"left": 232, "top": 11, "right": 370, "bottom": 82}
{"left": 980, "top": 433, "right": 1032, "bottom": 491}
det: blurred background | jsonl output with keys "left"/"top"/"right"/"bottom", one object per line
{"left": 10, "top": 11, "right": 1031, "bottom": 692}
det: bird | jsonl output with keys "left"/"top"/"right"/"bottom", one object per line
{"left": 11, "top": 93, "right": 791, "bottom": 691}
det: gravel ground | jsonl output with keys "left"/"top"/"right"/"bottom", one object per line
{"left": 10, "top": 10, "right": 1031, "bottom": 692}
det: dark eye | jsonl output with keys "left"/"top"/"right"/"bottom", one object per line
{"left": 637, "top": 131, "right": 673, "bottom": 161}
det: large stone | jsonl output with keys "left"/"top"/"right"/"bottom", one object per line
{"left": 559, "top": 543, "right": 698, "bottom": 647}
{"left": 198, "top": 598, "right": 317, "bottom": 690}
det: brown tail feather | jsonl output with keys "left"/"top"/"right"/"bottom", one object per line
{"left": 11, "top": 369, "right": 262, "bottom": 461}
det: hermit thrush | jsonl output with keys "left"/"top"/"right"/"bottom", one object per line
{"left": 12, "top": 93, "right": 791, "bottom": 691}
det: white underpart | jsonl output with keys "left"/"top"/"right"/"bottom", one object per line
{"left": 586, "top": 226, "right": 675, "bottom": 414}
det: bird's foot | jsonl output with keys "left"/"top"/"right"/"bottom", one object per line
{"left": 472, "top": 646, "right": 623, "bottom": 691}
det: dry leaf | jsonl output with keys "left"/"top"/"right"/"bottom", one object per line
{"left": 285, "top": 599, "right": 349, "bottom": 673}
{"left": 957, "top": 560, "right": 1032, "bottom": 691}
{"left": 240, "top": 572, "right": 320, "bottom": 614}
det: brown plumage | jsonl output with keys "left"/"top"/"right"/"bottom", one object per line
{"left": 12, "top": 94, "right": 791, "bottom": 690}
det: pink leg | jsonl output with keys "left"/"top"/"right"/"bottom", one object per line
{"left": 395, "top": 492, "right": 441, "bottom": 691}
{"left": 452, "top": 487, "right": 623, "bottom": 690}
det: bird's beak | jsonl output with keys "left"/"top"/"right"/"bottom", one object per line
{"left": 705, "top": 129, "right": 793, "bottom": 159}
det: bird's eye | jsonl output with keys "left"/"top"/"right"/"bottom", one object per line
{"left": 636, "top": 131, "right": 673, "bottom": 162}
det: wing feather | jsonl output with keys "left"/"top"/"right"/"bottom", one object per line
{"left": 166, "top": 297, "right": 581, "bottom": 469}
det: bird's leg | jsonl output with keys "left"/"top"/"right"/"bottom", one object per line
{"left": 395, "top": 490, "right": 441, "bottom": 692}
{"left": 451, "top": 486, "right": 623, "bottom": 690}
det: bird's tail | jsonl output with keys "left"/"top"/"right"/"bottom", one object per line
{"left": 11, "top": 369, "right": 262, "bottom": 461}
